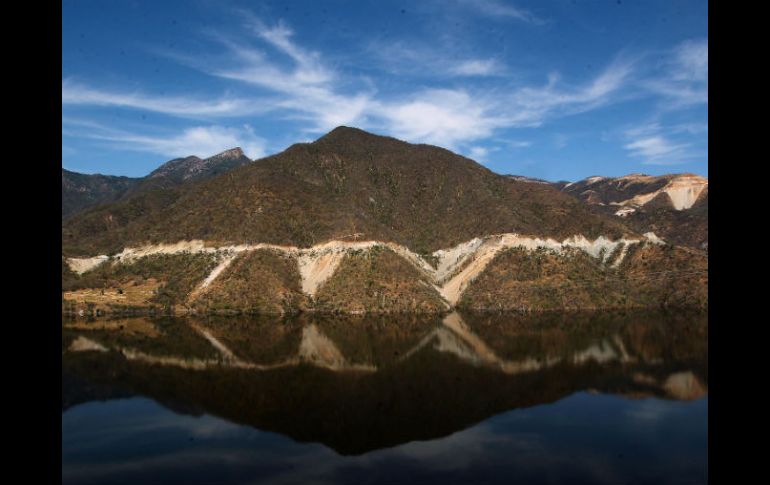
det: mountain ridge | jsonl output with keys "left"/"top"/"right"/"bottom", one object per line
{"left": 558, "top": 172, "right": 708, "bottom": 249}
{"left": 62, "top": 126, "right": 707, "bottom": 314}
{"left": 62, "top": 126, "right": 634, "bottom": 256}
{"left": 62, "top": 147, "right": 253, "bottom": 219}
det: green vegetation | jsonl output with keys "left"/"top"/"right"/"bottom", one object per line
{"left": 458, "top": 243, "right": 707, "bottom": 312}
{"left": 192, "top": 249, "right": 310, "bottom": 314}
{"left": 314, "top": 246, "right": 447, "bottom": 313}
{"left": 62, "top": 169, "right": 139, "bottom": 219}
{"left": 62, "top": 127, "right": 632, "bottom": 256}
{"left": 63, "top": 253, "right": 218, "bottom": 308}
{"left": 60, "top": 129, "right": 708, "bottom": 314}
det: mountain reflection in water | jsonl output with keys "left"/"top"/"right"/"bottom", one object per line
{"left": 62, "top": 310, "right": 707, "bottom": 485}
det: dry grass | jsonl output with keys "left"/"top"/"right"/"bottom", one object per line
{"left": 459, "top": 243, "right": 707, "bottom": 312}
{"left": 64, "top": 278, "right": 162, "bottom": 304}
{"left": 314, "top": 246, "right": 447, "bottom": 313}
{"left": 192, "top": 249, "right": 310, "bottom": 314}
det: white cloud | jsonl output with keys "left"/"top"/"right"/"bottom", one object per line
{"left": 364, "top": 39, "right": 506, "bottom": 80}
{"left": 454, "top": 0, "right": 544, "bottom": 24}
{"left": 467, "top": 146, "right": 489, "bottom": 161}
{"left": 449, "top": 59, "right": 502, "bottom": 76}
{"left": 202, "top": 23, "right": 373, "bottom": 132}
{"left": 625, "top": 121, "right": 707, "bottom": 139}
{"left": 369, "top": 59, "right": 633, "bottom": 149}
{"left": 672, "top": 39, "right": 708, "bottom": 83}
{"left": 624, "top": 122, "right": 662, "bottom": 139}
{"left": 622, "top": 119, "right": 706, "bottom": 165}
{"left": 624, "top": 136, "right": 683, "bottom": 159}
{"left": 501, "top": 58, "right": 635, "bottom": 127}
{"left": 643, "top": 39, "right": 708, "bottom": 106}
{"left": 66, "top": 16, "right": 636, "bottom": 154}
{"left": 213, "top": 29, "right": 334, "bottom": 93}
{"left": 623, "top": 130, "right": 695, "bottom": 166}
{"left": 127, "top": 125, "right": 267, "bottom": 159}
{"left": 64, "top": 119, "right": 267, "bottom": 160}
{"left": 374, "top": 89, "right": 501, "bottom": 149}
{"left": 195, "top": 17, "right": 633, "bottom": 144}
{"left": 62, "top": 79, "right": 270, "bottom": 118}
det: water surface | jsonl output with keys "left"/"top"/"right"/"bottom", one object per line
{"left": 62, "top": 310, "right": 708, "bottom": 484}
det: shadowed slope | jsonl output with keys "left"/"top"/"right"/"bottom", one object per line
{"left": 61, "top": 148, "right": 252, "bottom": 223}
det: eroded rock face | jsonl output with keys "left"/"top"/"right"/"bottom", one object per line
{"left": 663, "top": 371, "right": 707, "bottom": 400}
{"left": 62, "top": 230, "right": 708, "bottom": 315}
{"left": 560, "top": 173, "right": 708, "bottom": 250}
{"left": 563, "top": 173, "right": 708, "bottom": 211}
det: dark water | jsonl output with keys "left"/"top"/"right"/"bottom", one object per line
{"left": 62, "top": 310, "right": 708, "bottom": 484}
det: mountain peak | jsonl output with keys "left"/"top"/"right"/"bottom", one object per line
{"left": 315, "top": 126, "right": 398, "bottom": 145}
{"left": 324, "top": 125, "right": 368, "bottom": 137}
{"left": 207, "top": 147, "right": 245, "bottom": 160}
{"left": 148, "top": 155, "right": 201, "bottom": 179}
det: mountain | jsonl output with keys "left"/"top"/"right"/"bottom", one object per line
{"left": 61, "top": 148, "right": 252, "bottom": 220}
{"left": 62, "top": 127, "right": 707, "bottom": 314}
{"left": 125, "top": 147, "right": 252, "bottom": 195}
{"left": 63, "top": 126, "right": 631, "bottom": 256}
{"left": 560, "top": 173, "right": 707, "bottom": 210}
{"left": 559, "top": 173, "right": 708, "bottom": 249}
{"left": 62, "top": 169, "right": 139, "bottom": 219}
{"left": 505, "top": 175, "right": 553, "bottom": 185}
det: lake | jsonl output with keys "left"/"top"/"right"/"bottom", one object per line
{"left": 62, "top": 310, "right": 708, "bottom": 484}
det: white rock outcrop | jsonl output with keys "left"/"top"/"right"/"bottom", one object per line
{"left": 67, "top": 232, "right": 654, "bottom": 308}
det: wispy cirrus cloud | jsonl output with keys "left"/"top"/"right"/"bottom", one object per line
{"left": 448, "top": 58, "right": 503, "bottom": 77}
{"left": 66, "top": 15, "right": 635, "bottom": 153}
{"left": 644, "top": 39, "right": 708, "bottom": 107}
{"left": 363, "top": 39, "right": 507, "bottom": 79}
{"left": 496, "top": 139, "right": 532, "bottom": 148}
{"left": 61, "top": 79, "right": 272, "bottom": 118}
{"left": 453, "top": 0, "right": 545, "bottom": 25}
{"left": 622, "top": 122, "right": 702, "bottom": 165}
{"left": 500, "top": 57, "right": 636, "bottom": 127}
{"left": 161, "top": 14, "right": 632, "bottom": 148}
{"left": 63, "top": 118, "right": 267, "bottom": 160}
{"left": 624, "top": 136, "right": 690, "bottom": 164}
{"left": 374, "top": 89, "right": 503, "bottom": 148}
{"left": 200, "top": 23, "right": 374, "bottom": 132}
{"left": 370, "top": 58, "right": 631, "bottom": 149}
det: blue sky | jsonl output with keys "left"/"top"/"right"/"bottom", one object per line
{"left": 62, "top": 0, "right": 708, "bottom": 181}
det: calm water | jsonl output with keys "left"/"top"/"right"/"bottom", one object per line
{"left": 62, "top": 310, "right": 708, "bottom": 484}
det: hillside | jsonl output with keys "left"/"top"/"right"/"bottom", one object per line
{"left": 62, "top": 169, "right": 139, "bottom": 219}
{"left": 458, "top": 242, "right": 707, "bottom": 312}
{"left": 62, "top": 233, "right": 706, "bottom": 315}
{"left": 623, "top": 188, "right": 708, "bottom": 250}
{"left": 63, "top": 126, "right": 633, "bottom": 256}
{"left": 124, "top": 147, "right": 252, "bottom": 195}
{"left": 559, "top": 173, "right": 708, "bottom": 249}
{"left": 61, "top": 148, "right": 252, "bottom": 220}
{"left": 61, "top": 127, "right": 707, "bottom": 314}
{"left": 560, "top": 173, "right": 707, "bottom": 210}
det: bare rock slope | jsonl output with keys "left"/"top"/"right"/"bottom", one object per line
{"left": 559, "top": 173, "right": 708, "bottom": 249}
